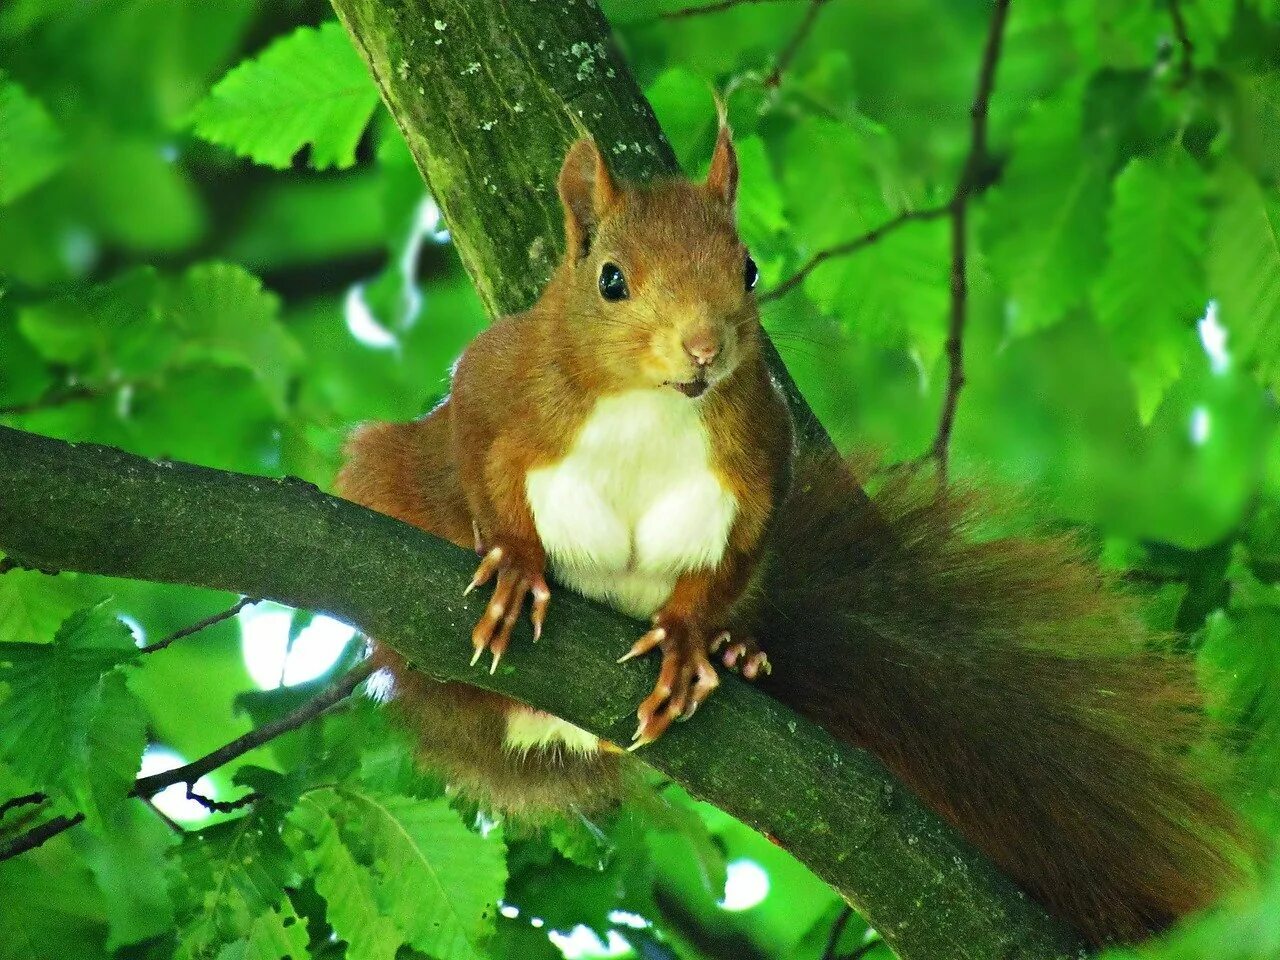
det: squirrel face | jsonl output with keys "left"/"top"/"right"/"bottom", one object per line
{"left": 556, "top": 130, "right": 761, "bottom": 399}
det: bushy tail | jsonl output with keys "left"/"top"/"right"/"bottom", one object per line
{"left": 758, "top": 451, "right": 1253, "bottom": 946}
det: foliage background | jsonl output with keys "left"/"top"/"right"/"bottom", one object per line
{"left": 1, "top": 0, "right": 1278, "bottom": 958}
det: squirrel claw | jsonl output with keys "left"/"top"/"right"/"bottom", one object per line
{"left": 718, "top": 633, "right": 769, "bottom": 681}
{"left": 628, "top": 618, "right": 720, "bottom": 746}
{"left": 467, "top": 545, "right": 549, "bottom": 670}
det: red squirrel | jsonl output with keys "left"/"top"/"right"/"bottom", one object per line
{"left": 337, "top": 126, "right": 1252, "bottom": 945}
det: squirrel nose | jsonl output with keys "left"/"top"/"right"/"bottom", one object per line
{"left": 683, "top": 331, "right": 721, "bottom": 367}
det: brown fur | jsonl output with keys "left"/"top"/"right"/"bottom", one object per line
{"left": 336, "top": 136, "right": 1251, "bottom": 939}
{"left": 753, "top": 450, "right": 1253, "bottom": 945}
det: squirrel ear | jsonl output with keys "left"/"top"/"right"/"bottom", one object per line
{"left": 558, "top": 138, "right": 619, "bottom": 260}
{"left": 705, "top": 119, "right": 738, "bottom": 208}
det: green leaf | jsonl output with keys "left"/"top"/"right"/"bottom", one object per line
{"left": 1208, "top": 162, "right": 1280, "bottom": 392}
{"left": 17, "top": 267, "right": 165, "bottom": 383}
{"left": 72, "top": 802, "right": 177, "bottom": 950}
{"left": 0, "top": 606, "right": 145, "bottom": 825}
{"left": 188, "top": 23, "right": 379, "bottom": 170}
{"left": 0, "top": 75, "right": 64, "bottom": 204}
{"left": 213, "top": 905, "right": 312, "bottom": 960}
{"left": 0, "top": 848, "right": 109, "bottom": 960}
{"left": 0, "top": 571, "right": 97, "bottom": 645}
{"left": 1094, "top": 144, "right": 1208, "bottom": 420}
{"left": 783, "top": 116, "right": 949, "bottom": 369}
{"left": 291, "top": 789, "right": 506, "bottom": 960}
{"left": 161, "top": 263, "right": 302, "bottom": 415}
{"left": 984, "top": 89, "right": 1111, "bottom": 336}
{"left": 173, "top": 812, "right": 298, "bottom": 960}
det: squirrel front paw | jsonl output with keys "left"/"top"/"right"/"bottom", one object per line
{"left": 617, "top": 614, "right": 719, "bottom": 750}
{"left": 711, "top": 631, "right": 771, "bottom": 679}
{"left": 464, "top": 540, "right": 550, "bottom": 674}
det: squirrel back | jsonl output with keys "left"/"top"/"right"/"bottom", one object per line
{"left": 756, "top": 449, "right": 1253, "bottom": 945}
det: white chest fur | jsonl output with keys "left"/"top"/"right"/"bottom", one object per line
{"left": 525, "top": 389, "right": 738, "bottom": 619}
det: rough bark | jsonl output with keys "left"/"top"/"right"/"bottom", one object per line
{"left": 0, "top": 426, "right": 1087, "bottom": 960}
{"left": 329, "top": 0, "right": 830, "bottom": 448}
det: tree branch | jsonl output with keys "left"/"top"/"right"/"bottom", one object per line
{"left": 1167, "top": 0, "right": 1194, "bottom": 84}
{"left": 0, "top": 812, "right": 85, "bottom": 863}
{"left": 765, "top": 0, "right": 833, "bottom": 88}
{"left": 760, "top": 206, "right": 949, "bottom": 304}
{"left": 0, "top": 426, "right": 1084, "bottom": 960}
{"left": 929, "top": 0, "right": 1012, "bottom": 480}
{"left": 131, "top": 661, "right": 375, "bottom": 798}
{"left": 139, "top": 596, "right": 259, "bottom": 654}
{"left": 657, "top": 0, "right": 807, "bottom": 21}
{"left": 0, "top": 792, "right": 47, "bottom": 821}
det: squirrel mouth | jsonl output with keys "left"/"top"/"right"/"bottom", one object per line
{"left": 668, "top": 377, "right": 708, "bottom": 398}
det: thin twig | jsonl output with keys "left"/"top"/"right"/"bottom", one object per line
{"left": 0, "top": 792, "right": 48, "bottom": 821}
{"left": 821, "top": 906, "right": 854, "bottom": 960}
{"left": 760, "top": 206, "right": 949, "bottom": 304}
{"left": 658, "top": 0, "right": 805, "bottom": 21}
{"left": 0, "top": 813, "right": 85, "bottom": 863}
{"left": 132, "top": 660, "right": 374, "bottom": 799}
{"left": 928, "top": 0, "right": 1012, "bottom": 481}
{"left": 1167, "top": 0, "right": 1194, "bottom": 84}
{"left": 186, "top": 786, "right": 259, "bottom": 814}
{"left": 765, "top": 0, "right": 833, "bottom": 87}
{"left": 845, "top": 936, "right": 884, "bottom": 960}
{"left": 0, "top": 385, "right": 102, "bottom": 418}
{"left": 139, "top": 596, "right": 258, "bottom": 654}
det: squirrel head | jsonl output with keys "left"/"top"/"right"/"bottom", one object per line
{"left": 555, "top": 126, "right": 761, "bottom": 399}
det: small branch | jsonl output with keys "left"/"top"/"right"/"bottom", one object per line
{"left": 765, "top": 0, "right": 833, "bottom": 88}
{"left": 132, "top": 660, "right": 374, "bottom": 799}
{"left": 0, "top": 813, "right": 85, "bottom": 863}
{"left": 760, "top": 206, "right": 949, "bottom": 304}
{"left": 0, "top": 792, "right": 47, "bottom": 821}
{"left": 186, "top": 786, "right": 258, "bottom": 814}
{"left": 822, "top": 906, "right": 855, "bottom": 960}
{"left": 139, "top": 596, "right": 259, "bottom": 654}
{"left": 0, "top": 385, "right": 103, "bottom": 418}
{"left": 846, "top": 937, "right": 885, "bottom": 960}
{"left": 1167, "top": 0, "right": 1194, "bottom": 84}
{"left": 927, "top": 0, "right": 1012, "bottom": 481}
{"left": 657, "top": 0, "right": 805, "bottom": 21}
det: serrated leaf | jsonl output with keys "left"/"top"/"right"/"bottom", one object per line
{"left": 173, "top": 813, "right": 298, "bottom": 960}
{"left": 1208, "top": 163, "right": 1280, "bottom": 391}
{"left": 292, "top": 789, "right": 505, "bottom": 960}
{"left": 0, "top": 606, "right": 144, "bottom": 825}
{"left": 1094, "top": 145, "right": 1208, "bottom": 420}
{"left": 161, "top": 263, "right": 301, "bottom": 414}
{"left": 0, "top": 571, "right": 96, "bottom": 645}
{"left": 17, "top": 267, "right": 167, "bottom": 384}
{"left": 213, "top": 905, "right": 311, "bottom": 960}
{"left": 188, "top": 23, "right": 378, "bottom": 170}
{"left": 0, "top": 76, "right": 64, "bottom": 204}
{"left": 72, "top": 802, "right": 177, "bottom": 950}
{"left": 783, "top": 117, "right": 948, "bottom": 369}
{"left": 984, "top": 91, "right": 1111, "bottom": 335}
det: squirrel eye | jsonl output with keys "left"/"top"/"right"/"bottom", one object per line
{"left": 598, "top": 262, "right": 629, "bottom": 302}
{"left": 744, "top": 254, "right": 759, "bottom": 292}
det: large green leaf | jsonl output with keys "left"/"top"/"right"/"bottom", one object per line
{"left": 188, "top": 23, "right": 379, "bottom": 170}
{"left": 291, "top": 788, "right": 506, "bottom": 960}
{"left": 161, "top": 262, "right": 302, "bottom": 415}
{"left": 0, "top": 75, "right": 63, "bottom": 204}
{"left": 784, "top": 116, "right": 949, "bottom": 369}
{"left": 1208, "top": 162, "right": 1280, "bottom": 392}
{"left": 983, "top": 90, "right": 1111, "bottom": 336}
{"left": 173, "top": 813, "right": 300, "bottom": 960}
{"left": 0, "top": 606, "right": 145, "bottom": 825}
{"left": 1094, "top": 144, "right": 1208, "bottom": 420}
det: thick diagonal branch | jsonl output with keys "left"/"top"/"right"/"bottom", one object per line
{"left": 0, "top": 426, "right": 1083, "bottom": 960}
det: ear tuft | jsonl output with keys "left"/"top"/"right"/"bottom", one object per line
{"left": 705, "top": 97, "right": 738, "bottom": 208}
{"left": 558, "top": 138, "right": 619, "bottom": 260}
